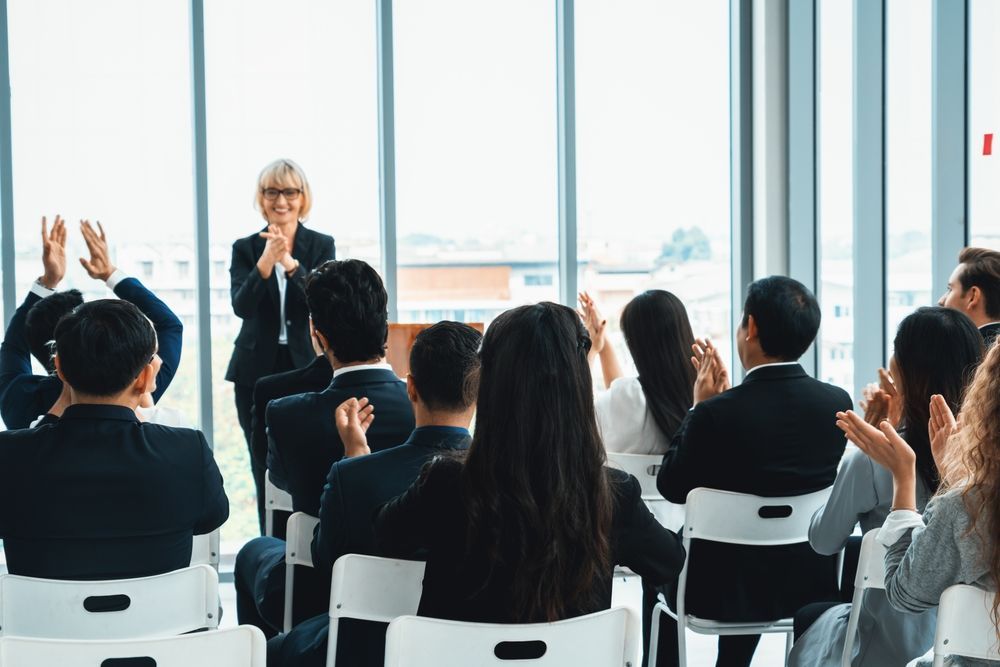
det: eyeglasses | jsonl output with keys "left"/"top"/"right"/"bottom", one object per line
{"left": 261, "top": 187, "right": 302, "bottom": 201}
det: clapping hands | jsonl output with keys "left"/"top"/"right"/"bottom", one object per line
{"left": 577, "top": 292, "right": 607, "bottom": 357}
{"left": 691, "top": 338, "right": 730, "bottom": 404}
{"left": 335, "top": 397, "right": 375, "bottom": 458}
{"left": 79, "top": 220, "right": 117, "bottom": 281}
{"left": 859, "top": 367, "right": 900, "bottom": 427}
{"left": 928, "top": 394, "right": 959, "bottom": 473}
{"left": 38, "top": 216, "right": 119, "bottom": 287}
{"left": 259, "top": 225, "right": 297, "bottom": 274}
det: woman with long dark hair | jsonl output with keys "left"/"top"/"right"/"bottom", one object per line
{"left": 375, "top": 302, "right": 684, "bottom": 624}
{"left": 791, "top": 307, "right": 984, "bottom": 667}
{"left": 578, "top": 290, "right": 696, "bottom": 454}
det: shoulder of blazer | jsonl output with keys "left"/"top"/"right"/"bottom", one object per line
{"left": 266, "top": 390, "right": 324, "bottom": 430}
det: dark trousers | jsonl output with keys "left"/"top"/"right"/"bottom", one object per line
{"left": 234, "top": 345, "right": 294, "bottom": 536}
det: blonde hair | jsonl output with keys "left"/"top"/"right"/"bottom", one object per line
{"left": 254, "top": 159, "right": 312, "bottom": 222}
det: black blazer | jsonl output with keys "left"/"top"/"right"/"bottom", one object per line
{"left": 225, "top": 224, "right": 335, "bottom": 387}
{"left": 657, "top": 363, "right": 853, "bottom": 620}
{"left": 266, "top": 368, "right": 415, "bottom": 515}
{"left": 375, "top": 460, "right": 685, "bottom": 624}
{"left": 981, "top": 322, "right": 1000, "bottom": 348}
{"left": 0, "top": 404, "right": 228, "bottom": 580}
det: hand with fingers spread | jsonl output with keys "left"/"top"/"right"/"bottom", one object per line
{"left": 577, "top": 291, "right": 607, "bottom": 357}
{"left": 335, "top": 396, "right": 375, "bottom": 458}
{"left": 928, "top": 393, "right": 959, "bottom": 473}
{"left": 692, "top": 338, "right": 730, "bottom": 404}
{"left": 39, "top": 215, "right": 68, "bottom": 289}
{"left": 837, "top": 409, "right": 918, "bottom": 510}
{"left": 78, "top": 220, "right": 117, "bottom": 281}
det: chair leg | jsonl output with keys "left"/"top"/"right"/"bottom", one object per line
{"left": 784, "top": 631, "right": 793, "bottom": 666}
{"left": 648, "top": 603, "right": 662, "bottom": 667}
{"left": 676, "top": 613, "right": 686, "bottom": 667}
{"left": 283, "top": 563, "right": 295, "bottom": 633}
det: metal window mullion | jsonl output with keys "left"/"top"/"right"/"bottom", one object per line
{"left": 730, "top": 0, "right": 754, "bottom": 382}
{"left": 189, "top": 0, "right": 214, "bottom": 446}
{"left": 556, "top": 0, "right": 577, "bottom": 307}
{"left": 852, "top": 0, "right": 887, "bottom": 404}
{"left": 931, "top": 0, "right": 968, "bottom": 293}
{"left": 0, "top": 0, "right": 15, "bottom": 327}
{"left": 377, "top": 0, "right": 398, "bottom": 322}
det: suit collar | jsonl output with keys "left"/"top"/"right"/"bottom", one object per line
{"left": 740, "top": 362, "right": 807, "bottom": 384}
{"left": 404, "top": 426, "right": 472, "bottom": 450}
{"left": 60, "top": 404, "right": 140, "bottom": 423}
{"left": 328, "top": 367, "right": 402, "bottom": 389}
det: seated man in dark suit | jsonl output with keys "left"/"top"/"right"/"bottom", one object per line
{"left": 236, "top": 259, "right": 415, "bottom": 637}
{"left": 0, "top": 299, "right": 228, "bottom": 579}
{"left": 0, "top": 217, "right": 183, "bottom": 429}
{"left": 938, "top": 246, "right": 1000, "bottom": 347}
{"left": 652, "top": 276, "right": 853, "bottom": 667}
{"left": 266, "top": 320, "right": 481, "bottom": 667}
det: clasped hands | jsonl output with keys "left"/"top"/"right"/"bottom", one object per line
{"left": 39, "top": 215, "right": 118, "bottom": 289}
{"left": 257, "top": 225, "right": 298, "bottom": 277}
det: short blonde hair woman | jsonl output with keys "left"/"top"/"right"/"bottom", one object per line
{"left": 226, "top": 158, "right": 335, "bottom": 534}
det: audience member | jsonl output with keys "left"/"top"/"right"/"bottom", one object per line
{"left": 267, "top": 321, "right": 482, "bottom": 667}
{"left": 790, "top": 307, "right": 984, "bottom": 666}
{"left": 579, "top": 290, "right": 695, "bottom": 455}
{"left": 375, "top": 302, "right": 684, "bottom": 629}
{"left": 0, "top": 217, "right": 183, "bottom": 429}
{"left": 939, "top": 246, "right": 1000, "bottom": 346}
{"left": 837, "top": 341, "right": 1000, "bottom": 667}
{"left": 0, "top": 299, "right": 227, "bottom": 579}
{"left": 237, "top": 259, "right": 414, "bottom": 637}
{"left": 654, "top": 276, "right": 852, "bottom": 667}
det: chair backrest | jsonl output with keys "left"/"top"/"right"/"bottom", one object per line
{"left": 0, "top": 565, "right": 219, "bottom": 639}
{"left": 933, "top": 584, "right": 1000, "bottom": 666}
{"left": 383, "top": 607, "right": 641, "bottom": 667}
{"left": 841, "top": 530, "right": 887, "bottom": 667}
{"left": 265, "top": 469, "right": 293, "bottom": 536}
{"left": 190, "top": 530, "right": 221, "bottom": 570}
{"left": 682, "top": 486, "right": 832, "bottom": 546}
{"left": 0, "top": 625, "right": 265, "bottom": 667}
{"left": 606, "top": 453, "right": 684, "bottom": 532}
{"left": 285, "top": 512, "right": 320, "bottom": 568}
{"left": 328, "top": 554, "right": 425, "bottom": 624}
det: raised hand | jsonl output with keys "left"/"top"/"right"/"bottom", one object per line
{"left": 40, "top": 215, "right": 67, "bottom": 288}
{"left": 879, "top": 367, "right": 903, "bottom": 426}
{"left": 79, "top": 220, "right": 117, "bottom": 281}
{"left": 692, "top": 338, "right": 729, "bottom": 404}
{"left": 837, "top": 409, "right": 916, "bottom": 477}
{"left": 928, "top": 394, "right": 959, "bottom": 472}
{"left": 577, "top": 291, "right": 607, "bottom": 356}
{"left": 334, "top": 396, "right": 375, "bottom": 458}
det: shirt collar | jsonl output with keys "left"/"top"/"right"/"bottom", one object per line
{"left": 745, "top": 360, "right": 801, "bottom": 377}
{"left": 332, "top": 361, "right": 394, "bottom": 379}
{"left": 980, "top": 322, "right": 1000, "bottom": 330}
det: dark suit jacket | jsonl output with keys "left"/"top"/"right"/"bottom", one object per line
{"left": 981, "top": 322, "right": 1000, "bottom": 348}
{"left": 266, "top": 368, "right": 415, "bottom": 515}
{"left": 0, "top": 404, "right": 228, "bottom": 580}
{"left": 225, "top": 224, "right": 335, "bottom": 387}
{"left": 0, "top": 278, "right": 184, "bottom": 430}
{"left": 657, "top": 363, "right": 853, "bottom": 620}
{"left": 270, "top": 427, "right": 472, "bottom": 667}
{"left": 375, "top": 459, "right": 685, "bottom": 624}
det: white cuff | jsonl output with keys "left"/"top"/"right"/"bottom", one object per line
{"left": 105, "top": 269, "right": 129, "bottom": 290}
{"left": 30, "top": 281, "right": 56, "bottom": 298}
{"left": 876, "top": 509, "right": 924, "bottom": 547}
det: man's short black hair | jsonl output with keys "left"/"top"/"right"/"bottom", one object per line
{"left": 958, "top": 247, "right": 1000, "bottom": 319}
{"left": 305, "top": 260, "right": 388, "bottom": 363}
{"left": 409, "top": 321, "right": 482, "bottom": 412}
{"left": 54, "top": 299, "right": 157, "bottom": 397}
{"left": 25, "top": 289, "right": 84, "bottom": 372}
{"left": 740, "top": 276, "right": 821, "bottom": 361}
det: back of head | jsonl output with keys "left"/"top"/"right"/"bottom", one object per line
{"left": 894, "top": 306, "right": 984, "bottom": 492}
{"left": 741, "top": 276, "right": 821, "bottom": 360}
{"left": 305, "top": 260, "right": 388, "bottom": 363}
{"left": 54, "top": 299, "right": 157, "bottom": 397}
{"left": 25, "top": 290, "right": 84, "bottom": 372}
{"left": 464, "top": 302, "right": 612, "bottom": 622}
{"left": 958, "top": 247, "right": 1000, "bottom": 320}
{"left": 409, "top": 321, "right": 482, "bottom": 412}
{"left": 620, "top": 290, "right": 696, "bottom": 440}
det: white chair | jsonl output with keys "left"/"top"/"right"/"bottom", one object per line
{"left": 0, "top": 625, "right": 265, "bottom": 666}
{"left": 190, "top": 529, "right": 221, "bottom": 571}
{"left": 325, "top": 554, "right": 425, "bottom": 667}
{"left": 265, "top": 469, "right": 294, "bottom": 537}
{"left": 283, "top": 511, "right": 320, "bottom": 632}
{"left": 383, "top": 607, "right": 641, "bottom": 667}
{"left": 0, "top": 564, "right": 219, "bottom": 639}
{"left": 606, "top": 452, "right": 685, "bottom": 532}
{"left": 648, "top": 486, "right": 833, "bottom": 667}
{"left": 840, "top": 530, "right": 886, "bottom": 667}
{"left": 931, "top": 584, "right": 1000, "bottom": 666}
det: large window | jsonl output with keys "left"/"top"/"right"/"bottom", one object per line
{"left": 393, "top": 0, "right": 559, "bottom": 326}
{"left": 969, "top": 0, "right": 1000, "bottom": 248}
{"left": 204, "top": 0, "right": 380, "bottom": 544}
{"left": 575, "top": 0, "right": 732, "bottom": 376}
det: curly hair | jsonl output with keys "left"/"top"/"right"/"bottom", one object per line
{"left": 939, "top": 339, "right": 1000, "bottom": 626}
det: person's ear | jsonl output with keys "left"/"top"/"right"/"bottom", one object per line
{"left": 966, "top": 286, "right": 982, "bottom": 312}
{"left": 53, "top": 354, "right": 68, "bottom": 384}
{"left": 313, "top": 328, "right": 330, "bottom": 354}
{"left": 406, "top": 373, "right": 419, "bottom": 404}
{"left": 746, "top": 314, "right": 759, "bottom": 342}
{"left": 134, "top": 363, "right": 156, "bottom": 396}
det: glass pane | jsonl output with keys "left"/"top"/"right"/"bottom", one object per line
{"left": 205, "top": 0, "right": 380, "bottom": 544}
{"left": 8, "top": 1, "right": 199, "bottom": 420}
{"left": 885, "top": 0, "right": 932, "bottom": 358}
{"left": 817, "top": 0, "right": 854, "bottom": 394}
{"left": 969, "top": 0, "right": 1000, "bottom": 248}
{"left": 575, "top": 0, "right": 732, "bottom": 377}
{"left": 393, "top": 0, "right": 559, "bottom": 326}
